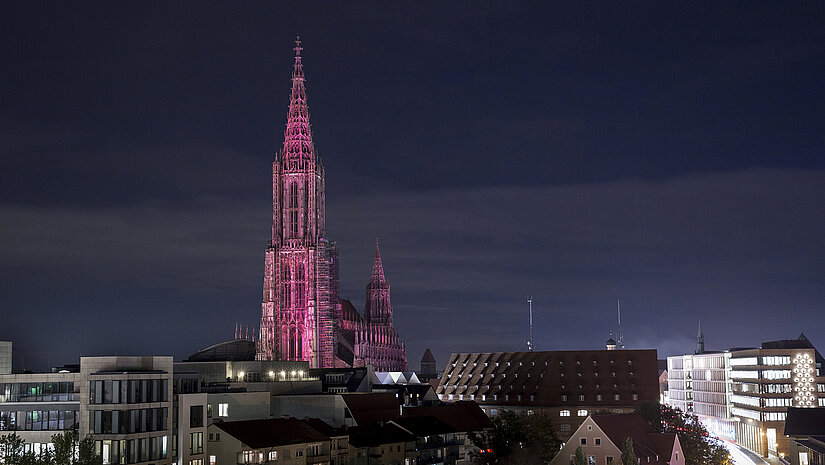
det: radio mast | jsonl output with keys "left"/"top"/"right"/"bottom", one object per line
{"left": 527, "top": 296, "right": 534, "bottom": 351}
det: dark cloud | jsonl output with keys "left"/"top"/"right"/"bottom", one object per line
{"left": 2, "top": 168, "right": 823, "bottom": 369}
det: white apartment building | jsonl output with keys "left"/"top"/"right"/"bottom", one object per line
{"left": 666, "top": 334, "right": 825, "bottom": 460}
{"left": 666, "top": 351, "right": 734, "bottom": 440}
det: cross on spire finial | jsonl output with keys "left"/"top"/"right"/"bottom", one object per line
{"left": 294, "top": 36, "right": 302, "bottom": 57}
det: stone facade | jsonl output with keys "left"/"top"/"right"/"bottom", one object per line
{"left": 256, "top": 39, "right": 407, "bottom": 371}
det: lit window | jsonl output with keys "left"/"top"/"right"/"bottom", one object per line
{"left": 268, "top": 451, "right": 277, "bottom": 461}
{"left": 560, "top": 410, "right": 571, "bottom": 417}
{"left": 190, "top": 432, "right": 203, "bottom": 455}
{"left": 218, "top": 403, "right": 229, "bottom": 417}
{"left": 578, "top": 409, "right": 588, "bottom": 417}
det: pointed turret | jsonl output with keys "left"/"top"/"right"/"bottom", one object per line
{"left": 370, "top": 238, "right": 387, "bottom": 284}
{"left": 695, "top": 321, "right": 705, "bottom": 354}
{"left": 365, "top": 238, "right": 392, "bottom": 325}
{"left": 282, "top": 36, "right": 314, "bottom": 161}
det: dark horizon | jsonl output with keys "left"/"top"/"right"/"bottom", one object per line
{"left": 2, "top": 2, "right": 824, "bottom": 371}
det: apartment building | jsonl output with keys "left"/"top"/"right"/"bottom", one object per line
{"left": 666, "top": 333, "right": 825, "bottom": 459}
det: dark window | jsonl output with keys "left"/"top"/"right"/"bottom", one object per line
{"left": 190, "top": 405, "right": 203, "bottom": 428}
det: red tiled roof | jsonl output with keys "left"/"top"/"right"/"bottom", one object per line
{"left": 437, "top": 350, "right": 659, "bottom": 408}
{"left": 591, "top": 413, "right": 676, "bottom": 465}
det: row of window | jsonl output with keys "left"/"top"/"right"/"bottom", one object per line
{"left": 94, "top": 436, "right": 168, "bottom": 465}
{"left": 90, "top": 379, "right": 169, "bottom": 405}
{"left": 559, "top": 410, "right": 589, "bottom": 417}
{"left": 731, "top": 395, "right": 794, "bottom": 408}
{"left": 451, "top": 392, "right": 638, "bottom": 402}
{"left": 452, "top": 359, "right": 634, "bottom": 369}
{"left": 237, "top": 448, "right": 314, "bottom": 463}
{"left": 580, "top": 437, "right": 602, "bottom": 446}
{"left": 0, "top": 409, "right": 78, "bottom": 431}
{"left": 0, "top": 382, "right": 76, "bottom": 403}
{"left": 90, "top": 408, "right": 169, "bottom": 434}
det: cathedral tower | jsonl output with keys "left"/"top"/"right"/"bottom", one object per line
{"left": 257, "top": 38, "right": 337, "bottom": 368}
{"left": 364, "top": 240, "right": 392, "bottom": 325}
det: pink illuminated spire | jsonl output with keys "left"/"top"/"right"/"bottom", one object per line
{"left": 370, "top": 238, "right": 387, "bottom": 284}
{"left": 282, "top": 35, "right": 314, "bottom": 160}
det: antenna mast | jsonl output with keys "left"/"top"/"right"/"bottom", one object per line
{"left": 617, "top": 298, "right": 624, "bottom": 349}
{"left": 527, "top": 296, "right": 534, "bottom": 351}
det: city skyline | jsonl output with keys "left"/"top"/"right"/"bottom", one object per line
{"left": 2, "top": 3, "right": 825, "bottom": 370}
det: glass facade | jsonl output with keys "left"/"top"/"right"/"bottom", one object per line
{"left": 0, "top": 382, "right": 76, "bottom": 402}
{"left": 90, "top": 379, "right": 168, "bottom": 405}
{"left": 0, "top": 409, "right": 78, "bottom": 431}
{"left": 90, "top": 408, "right": 169, "bottom": 434}
{"left": 95, "top": 435, "right": 168, "bottom": 464}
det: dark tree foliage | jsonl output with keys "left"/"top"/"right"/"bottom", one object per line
{"left": 469, "top": 410, "right": 562, "bottom": 465}
{"left": 620, "top": 437, "right": 636, "bottom": 465}
{"left": 0, "top": 432, "right": 101, "bottom": 465}
{"left": 570, "top": 446, "right": 586, "bottom": 465}
{"left": 635, "top": 402, "right": 731, "bottom": 465}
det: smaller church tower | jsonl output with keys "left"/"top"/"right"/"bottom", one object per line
{"left": 695, "top": 321, "right": 705, "bottom": 354}
{"left": 365, "top": 239, "right": 392, "bottom": 325}
{"left": 420, "top": 348, "right": 438, "bottom": 381}
{"left": 352, "top": 240, "right": 408, "bottom": 371}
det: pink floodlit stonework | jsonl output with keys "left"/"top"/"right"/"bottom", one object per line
{"left": 256, "top": 39, "right": 407, "bottom": 371}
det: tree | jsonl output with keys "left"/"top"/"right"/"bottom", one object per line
{"left": 1, "top": 432, "right": 26, "bottom": 464}
{"left": 570, "top": 446, "right": 586, "bottom": 465}
{"left": 76, "top": 435, "right": 101, "bottom": 465}
{"left": 620, "top": 437, "right": 636, "bottom": 465}
{"left": 52, "top": 431, "right": 81, "bottom": 465}
{"left": 0, "top": 432, "right": 101, "bottom": 465}
{"left": 635, "top": 402, "right": 731, "bottom": 465}
{"left": 469, "top": 410, "right": 562, "bottom": 465}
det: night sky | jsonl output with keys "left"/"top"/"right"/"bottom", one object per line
{"left": 2, "top": 3, "right": 825, "bottom": 371}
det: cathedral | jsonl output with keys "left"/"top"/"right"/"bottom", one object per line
{"left": 256, "top": 39, "right": 408, "bottom": 371}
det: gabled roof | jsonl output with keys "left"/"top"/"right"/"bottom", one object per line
{"left": 341, "top": 392, "right": 401, "bottom": 425}
{"left": 785, "top": 408, "right": 825, "bottom": 436}
{"left": 591, "top": 413, "right": 678, "bottom": 464}
{"left": 401, "top": 401, "right": 491, "bottom": 432}
{"left": 213, "top": 417, "right": 328, "bottom": 449}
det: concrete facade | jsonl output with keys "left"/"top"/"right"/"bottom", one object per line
{"left": 0, "top": 356, "right": 174, "bottom": 465}
{"left": 665, "top": 334, "right": 825, "bottom": 460}
{"left": 0, "top": 342, "right": 11, "bottom": 375}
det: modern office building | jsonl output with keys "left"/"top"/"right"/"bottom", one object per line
{"left": 0, "top": 355, "right": 174, "bottom": 464}
{"left": 436, "top": 349, "right": 659, "bottom": 442}
{"left": 666, "top": 350, "right": 733, "bottom": 440}
{"left": 666, "top": 333, "right": 825, "bottom": 459}
{"left": 0, "top": 342, "right": 11, "bottom": 375}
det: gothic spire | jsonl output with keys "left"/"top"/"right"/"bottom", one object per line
{"left": 695, "top": 320, "right": 705, "bottom": 354}
{"left": 282, "top": 36, "right": 314, "bottom": 160}
{"left": 370, "top": 238, "right": 387, "bottom": 284}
